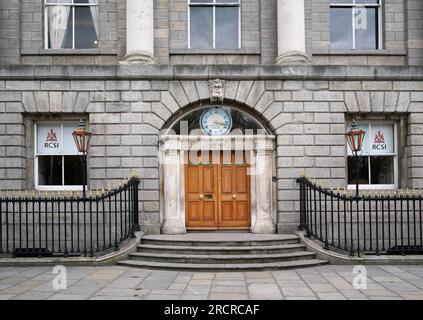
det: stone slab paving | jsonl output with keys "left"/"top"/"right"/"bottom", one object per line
{"left": 0, "top": 265, "right": 423, "bottom": 300}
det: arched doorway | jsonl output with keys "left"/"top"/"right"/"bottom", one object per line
{"left": 159, "top": 104, "right": 277, "bottom": 234}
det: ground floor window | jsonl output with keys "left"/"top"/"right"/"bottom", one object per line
{"left": 347, "top": 121, "right": 397, "bottom": 189}
{"left": 35, "top": 122, "right": 84, "bottom": 190}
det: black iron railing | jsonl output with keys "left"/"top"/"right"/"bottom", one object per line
{"left": 0, "top": 177, "right": 140, "bottom": 258}
{"left": 297, "top": 177, "right": 423, "bottom": 256}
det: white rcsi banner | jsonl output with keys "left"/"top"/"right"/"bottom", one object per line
{"left": 37, "top": 123, "right": 79, "bottom": 155}
{"left": 370, "top": 124, "right": 394, "bottom": 155}
{"left": 348, "top": 123, "right": 394, "bottom": 156}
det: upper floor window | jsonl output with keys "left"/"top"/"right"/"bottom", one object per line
{"left": 189, "top": 0, "right": 240, "bottom": 49}
{"left": 347, "top": 121, "right": 398, "bottom": 190}
{"left": 330, "top": 0, "right": 382, "bottom": 50}
{"left": 44, "top": 0, "right": 98, "bottom": 49}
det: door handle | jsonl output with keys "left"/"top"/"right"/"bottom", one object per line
{"left": 199, "top": 194, "right": 204, "bottom": 200}
{"left": 232, "top": 194, "right": 237, "bottom": 200}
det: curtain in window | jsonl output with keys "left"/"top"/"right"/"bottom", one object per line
{"left": 88, "top": 0, "right": 99, "bottom": 38}
{"left": 48, "top": 1, "right": 71, "bottom": 49}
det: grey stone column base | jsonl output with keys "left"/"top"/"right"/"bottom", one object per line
{"left": 275, "top": 51, "right": 309, "bottom": 65}
{"left": 120, "top": 53, "right": 156, "bottom": 65}
{"left": 251, "top": 220, "right": 276, "bottom": 234}
{"left": 161, "top": 220, "right": 186, "bottom": 235}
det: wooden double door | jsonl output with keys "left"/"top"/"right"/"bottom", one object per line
{"left": 185, "top": 152, "right": 251, "bottom": 230}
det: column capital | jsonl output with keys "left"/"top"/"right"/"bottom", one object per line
{"left": 254, "top": 135, "right": 275, "bottom": 152}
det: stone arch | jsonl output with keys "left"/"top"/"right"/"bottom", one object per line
{"left": 157, "top": 80, "right": 280, "bottom": 133}
{"left": 160, "top": 98, "right": 276, "bottom": 136}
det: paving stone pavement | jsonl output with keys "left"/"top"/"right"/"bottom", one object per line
{"left": 0, "top": 265, "right": 423, "bottom": 300}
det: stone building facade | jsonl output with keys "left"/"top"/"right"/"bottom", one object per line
{"left": 0, "top": 0, "right": 422, "bottom": 235}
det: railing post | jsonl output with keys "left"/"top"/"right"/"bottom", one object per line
{"left": 324, "top": 192, "right": 329, "bottom": 250}
{"left": 297, "top": 178, "right": 305, "bottom": 231}
{"left": 305, "top": 183, "right": 311, "bottom": 238}
{"left": 0, "top": 196, "right": 2, "bottom": 254}
{"left": 133, "top": 178, "right": 140, "bottom": 234}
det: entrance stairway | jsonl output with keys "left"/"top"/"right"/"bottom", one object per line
{"left": 117, "top": 233, "right": 328, "bottom": 271}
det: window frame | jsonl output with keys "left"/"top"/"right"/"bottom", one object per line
{"left": 347, "top": 120, "right": 398, "bottom": 190}
{"left": 44, "top": 0, "right": 99, "bottom": 50}
{"left": 330, "top": 0, "right": 383, "bottom": 50}
{"left": 34, "top": 121, "right": 84, "bottom": 191}
{"left": 188, "top": 0, "right": 241, "bottom": 50}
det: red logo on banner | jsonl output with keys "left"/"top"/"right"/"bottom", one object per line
{"left": 374, "top": 131, "right": 385, "bottom": 144}
{"left": 46, "top": 129, "right": 57, "bottom": 142}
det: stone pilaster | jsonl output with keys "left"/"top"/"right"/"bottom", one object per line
{"left": 275, "top": 0, "right": 308, "bottom": 65}
{"left": 252, "top": 138, "right": 276, "bottom": 234}
{"left": 122, "top": 0, "right": 155, "bottom": 64}
{"left": 161, "top": 139, "right": 186, "bottom": 235}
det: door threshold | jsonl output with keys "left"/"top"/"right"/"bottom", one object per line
{"left": 187, "top": 228, "right": 251, "bottom": 233}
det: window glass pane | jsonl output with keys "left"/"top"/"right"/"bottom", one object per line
{"left": 190, "top": 0, "right": 213, "bottom": 3}
{"left": 331, "top": 0, "right": 353, "bottom": 3}
{"left": 330, "top": 8, "right": 353, "bottom": 49}
{"left": 63, "top": 123, "right": 80, "bottom": 155}
{"left": 355, "top": 7, "right": 378, "bottom": 49}
{"left": 348, "top": 156, "right": 369, "bottom": 185}
{"left": 74, "top": 6, "right": 98, "bottom": 48}
{"left": 48, "top": 5, "right": 72, "bottom": 49}
{"left": 370, "top": 156, "right": 394, "bottom": 185}
{"left": 216, "top": 7, "right": 239, "bottom": 49}
{"left": 217, "top": 0, "right": 240, "bottom": 3}
{"left": 64, "top": 156, "right": 84, "bottom": 185}
{"left": 355, "top": 0, "right": 379, "bottom": 4}
{"left": 37, "top": 124, "right": 62, "bottom": 155}
{"left": 370, "top": 124, "right": 394, "bottom": 155}
{"left": 46, "top": 0, "right": 72, "bottom": 4}
{"left": 38, "top": 156, "right": 63, "bottom": 186}
{"left": 190, "top": 7, "right": 213, "bottom": 48}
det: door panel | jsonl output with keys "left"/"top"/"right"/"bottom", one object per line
{"left": 218, "top": 161, "right": 251, "bottom": 229}
{"left": 185, "top": 163, "right": 218, "bottom": 229}
{"left": 185, "top": 152, "right": 251, "bottom": 229}
{"left": 220, "top": 166, "right": 232, "bottom": 193}
{"left": 203, "top": 166, "right": 214, "bottom": 193}
{"left": 203, "top": 201, "right": 215, "bottom": 221}
{"left": 186, "top": 167, "right": 198, "bottom": 193}
{"left": 236, "top": 167, "right": 247, "bottom": 192}
{"left": 237, "top": 201, "right": 249, "bottom": 221}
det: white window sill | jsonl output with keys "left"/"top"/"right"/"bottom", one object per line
{"left": 347, "top": 185, "right": 398, "bottom": 191}
{"left": 36, "top": 186, "right": 84, "bottom": 192}
{"left": 21, "top": 49, "right": 118, "bottom": 55}
{"left": 170, "top": 48, "right": 261, "bottom": 55}
{"left": 313, "top": 49, "right": 407, "bottom": 56}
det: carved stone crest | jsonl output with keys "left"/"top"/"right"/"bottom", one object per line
{"left": 209, "top": 79, "right": 225, "bottom": 104}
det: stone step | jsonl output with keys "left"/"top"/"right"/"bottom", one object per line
{"left": 117, "top": 259, "right": 328, "bottom": 271}
{"left": 141, "top": 234, "right": 300, "bottom": 247}
{"left": 129, "top": 251, "right": 316, "bottom": 264}
{"left": 137, "top": 243, "right": 307, "bottom": 255}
